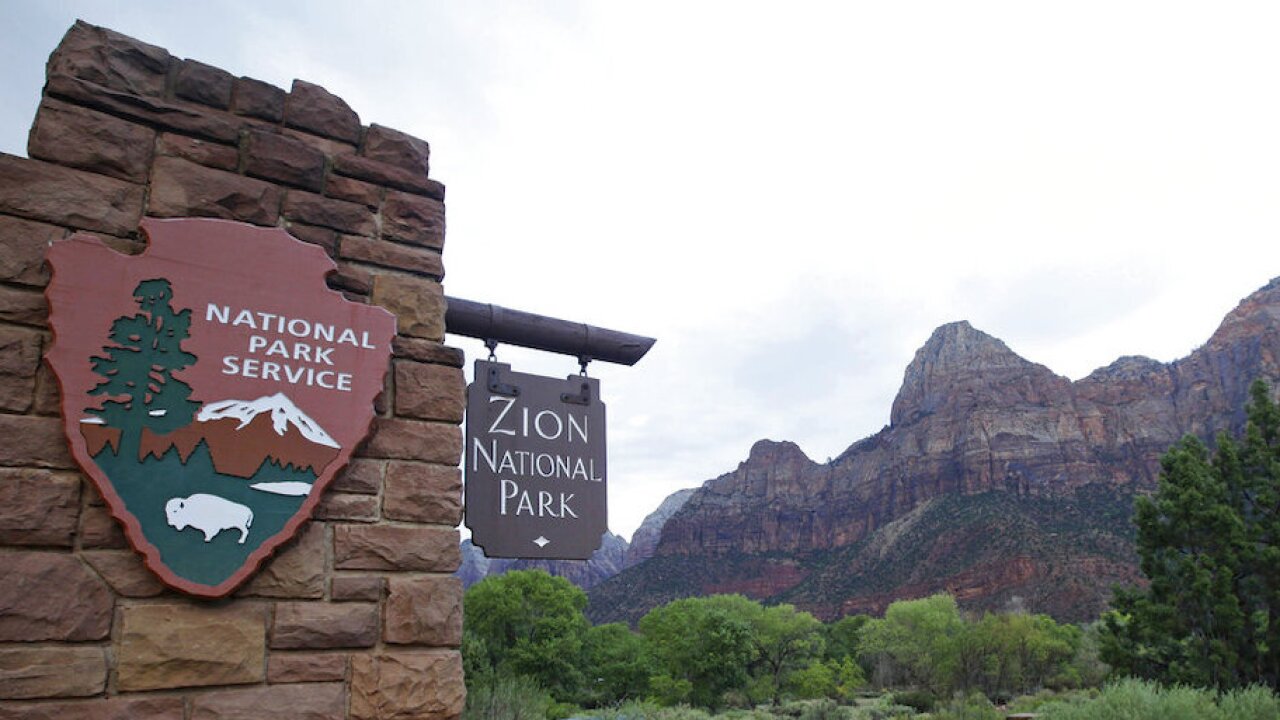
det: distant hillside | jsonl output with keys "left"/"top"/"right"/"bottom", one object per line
{"left": 456, "top": 531, "right": 629, "bottom": 590}
{"left": 589, "top": 278, "right": 1280, "bottom": 625}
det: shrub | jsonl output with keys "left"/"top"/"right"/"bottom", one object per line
{"left": 463, "top": 673, "right": 553, "bottom": 720}
{"left": 889, "top": 689, "right": 935, "bottom": 712}
{"left": 934, "top": 692, "right": 1001, "bottom": 720}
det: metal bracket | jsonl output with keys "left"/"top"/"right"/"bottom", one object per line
{"left": 561, "top": 379, "right": 591, "bottom": 406}
{"left": 487, "top": 366, "right": 520, "bottom": 397}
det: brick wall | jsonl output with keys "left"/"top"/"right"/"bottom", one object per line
{"left": 0, "top": 21, "right": 466, "bottom": 719}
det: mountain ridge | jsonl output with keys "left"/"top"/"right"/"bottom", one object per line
{"left": 587, "top": 277, "right": 1280, "bottom": 624}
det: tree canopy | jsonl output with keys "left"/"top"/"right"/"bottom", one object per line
{"left": 1102, "top": 380, "right": 1280, "bottom": 690}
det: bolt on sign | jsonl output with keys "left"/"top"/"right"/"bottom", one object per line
{"left": 45, "top": 218, "right": 395, "bottom": 597}
{"left": 465, "top": 360, "right": 607, "bottom": 559}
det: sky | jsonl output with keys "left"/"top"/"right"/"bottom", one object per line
{"left": 4, "top": 2, "right": 1280, "bottom": 543}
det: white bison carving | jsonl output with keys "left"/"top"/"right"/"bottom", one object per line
{"left": 165, "top": 494, "right": 253, "bottom": 544}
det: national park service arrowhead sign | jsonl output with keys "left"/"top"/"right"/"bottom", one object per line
{"left": 45, "top": 218, "right": 395, "bottom": 597}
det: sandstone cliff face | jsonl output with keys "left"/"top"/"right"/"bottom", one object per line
{"left": 624, "top": 488, "right": 695, "bottom": 569}
{"left": 589, "top": 278, "right": 1280, "bottom": 624}
{"left": 456, "top": 531, "right": 628, "bottom": 590}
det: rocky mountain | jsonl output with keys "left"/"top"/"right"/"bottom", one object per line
{"left": 457, "top": 531, "right": 630, "bottom": 590}
{"left": 588, "top": 278, "right": 1280, "bottom": 625}
{"left": 624, "top": 488, "right": 695, "bottom": 569}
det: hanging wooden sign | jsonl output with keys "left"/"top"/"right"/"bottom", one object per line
{"left": 45, "top": 217, "right": 395, "bottom": 597}
{"left": 464, "top": 360, "right": 607, "bottom": 559}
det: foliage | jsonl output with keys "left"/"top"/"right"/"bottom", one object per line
{"left": 1033, "top": 677, "right": 1280, "bottom": 720}
{"left": 464, "top": 569, "right": 591, "bottom": 701}
{"left": 932, "top": 692, "right": 1001, "bottom": 720}
{"left": 639, "top": 595, "right": 758, "bottom": 709}
{"left": 463, "top": 672, "right": 553, "bottom": 720}
{"left": 582, "top": 622, "right": 654, "bottom": 705}
{"left": 860, "top": 594, "right": 963, "bottom": 693}
{"left": 89, "top": 278, "right": 199, "bottom": 459}
{"left": 1101, "top": 380, "right": 1280, "bottom": 690}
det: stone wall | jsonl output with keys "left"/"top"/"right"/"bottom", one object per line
{"left": 0, "top": 21, "right": 465, "bottom": 719}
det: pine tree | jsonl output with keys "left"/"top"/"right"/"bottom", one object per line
{"left": 88, "top": 278, "right": 199, "bottom": 460}
{"left": 1102, "top": 380, "right": 1280, "bottom": 690}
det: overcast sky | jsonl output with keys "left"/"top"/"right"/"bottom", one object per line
{"left": 5, "top": 2, "right": 1280, "bottom": 542}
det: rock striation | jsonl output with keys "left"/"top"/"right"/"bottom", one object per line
{"left": 590, "top": 278, "right": 1280, "bottom": 624}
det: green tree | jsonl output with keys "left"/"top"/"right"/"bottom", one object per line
{"left": 463, "top": 569, "right": 590, "bottom": 701}
{"left": 1102, "top": 380, "right": 1280, "bottom": 690}
{"left": 752, "top": 603, "right": 825, "bottom": 704}
{"left": 89, "top": 278, "right": 198, "bottom": 461}
{"left": 639, "top": 595, "right": 758, "bottom": 709}
{"left": 860, "top": 593, "right": 965, "bottom": 694}
{"left": 581, "top": 622, "right": 652, "bottom": 705}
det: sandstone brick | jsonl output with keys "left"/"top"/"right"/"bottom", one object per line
{"left": 314, "top": 492, "right": 379, "bottom": 522}
{"left": 32, "top": 360, "right": 61, "bottom": 416}
{"left": 245, "top": 129, "right": 326, "bottom": 191}
{"left": 174, "top": 58, "right": 234, "bottom": 109}
{"left": 267, "top": 653, "right": 348, "bottom": 683}
{"left": 393, "top": 361, "right": 464, "bottom": 422}
{"left": 361, "top": 124, "right": 430, "bottom": 176}
{"left": 340, "top": 236, "right": 442, "bottom": 278}
{"left": 284, "top": 128, "right": 357, "bottom": 158}
{"left": 271, "top": 602, "right": 378, "bottom": 649}
{"left": 232, "top": 76, "right": 286, "bottom": 122}
{"left": 149, "top": 156, "right": 281, "bottom": 226}
{"left": 117, "top": 603, "right": 266, "bottom": 691}
{"left": 0, "top": 285, "right": 47, "bottom": 327}
{"left": 325, "top": 174, "right": 383, "bottom": 209}
{"left": 370, "top": 273, "right": 446, "bottom": 340}
{"left": 0, "top": 551, "right": 112, "bottom": 641}
{"left": 392, "top": 338, "right": 465, "bottom": 367}
{"left": 47, "top": 20, "right": 170, "bottom": 98}
{"left": 331, "top": 262, "right": 375, "bottom": 295}
{"left": 382, "top": 191, "right": 445, "bottom": 249}
{"left": 333, "top": 153, "right": 446, "bottom": 200}
{"left": 0, "top": 696, "right": 183, "bottom": 720}
{"left": 79, "top": 501, "right": 128, "bottom": 549}
{"left": 0, "top": 647, "right": 107, "bottom": 700}
{"left": 285, "top": 80, "right": 361, "bottom": 144}
{"left": 45, "top": 74, "right": 241, "bottom": 144}
{"left": 27, "top": 98, "right": 155, "bottom": 182}
{"left": 283, "top": 190, "right": 376, "bottom": 235}
{"left": 157, "top": 132, "right": 239, "bottom": 171}
{"left": 0, "top": 468, "right": 80, "bottom": 545}
{"left": 384, "top": 575, "right": 462, "bottom": 647}
{"left": 0, "top": 215, "right": 62, "bottom": 287}
{"left": 82, "top": 549, "right": 166, "bottom": 597}
{"left": 332, "top": 458, "right": 383, "bottom": 495}
{"left": 0, "top": 414, "right": 75, "bottom": 468}
{"left": 361, "top": 417, "right": 461, "bottom": 465}
{"left": 238, "top": 521, "right": 325, "bottom": 599}
{"left": 190, "top": 682, "right": 345, "bottom": 720}
{"left": 0, "top": 153, "right": 143, "bottom": 236}
{"left": 333, "top": 525, "right": 460, "bottom": 572}
{"left": 350, "top": 651, "right": 464, "bottom": 720}
{"left": 331, "top": 575, "right": 385, "bottom": 602}
{"left": 285, "top": 221, "right": 339, "bottom": 256}
{"left": 0, "top": 325, "right": 42, "bottom": 412}
{"left": 383, "top": 461, "right": 462, "bottom": 525}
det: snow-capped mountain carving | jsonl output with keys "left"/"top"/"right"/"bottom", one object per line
{"left": 199, "top": 393, "right": 339, "bottom": 449}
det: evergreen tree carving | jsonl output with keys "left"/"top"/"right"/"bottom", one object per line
{"left": 88, "top": 278, "right": 199, "bottom": 460}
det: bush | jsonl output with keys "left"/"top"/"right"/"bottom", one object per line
{"left": 934, "top": 692, "right": 1001, "bottom": 720}
{"left": 464, "top": 673, "right": 553, "bottom": 720}
{"left": 889, "top": 689, "right": 935, "bottom": 712}
{"left": 1032, "top": 678, "right": 1280, "bottom": 720}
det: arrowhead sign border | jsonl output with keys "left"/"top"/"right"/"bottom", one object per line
{"left": 45, "top": 218, "right": 396, "bottom": 598}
